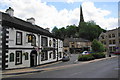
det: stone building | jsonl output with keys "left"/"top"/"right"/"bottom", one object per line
{"left": 99, "top": 27, "right": 120, "bottom": 55}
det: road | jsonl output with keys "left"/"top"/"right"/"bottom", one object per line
{"left": 3, "top": 54, "right": 119, "bottom": 79}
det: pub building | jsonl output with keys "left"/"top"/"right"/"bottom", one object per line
{"left": 0, "top": 7, "right": 63, "bottom": 70}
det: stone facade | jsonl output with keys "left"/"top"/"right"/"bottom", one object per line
{"left": 99, "top": 27, "right": 120, "bottom": 55}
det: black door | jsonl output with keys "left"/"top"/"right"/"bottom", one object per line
{"left": 30, "top": 50, "right": 37, "bottom": 67}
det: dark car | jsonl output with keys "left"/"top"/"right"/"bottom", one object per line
{"left": 112, "top": 51, "right": 120, "bottom": 55}
{"left": 62, "top": 56, "right": 70, "bottom": 62}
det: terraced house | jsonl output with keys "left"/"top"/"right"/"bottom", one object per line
{"left": 99, "top": 27, "right": 120, "bottom": 54}
{"left": 0, "top": 7, "right": 63, "bottom": 70}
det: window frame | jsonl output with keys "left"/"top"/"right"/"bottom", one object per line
{"left": 9, "top": 53, "right": 14, "bottom": 62}
{"left": 16, "top": 31, "right": 22, "bottom": 45}
{"left": 15, "top": 51, "right": 22, "bottom": 65}
{"left": 41, "top": 37, "right": 48, "bottom": 47}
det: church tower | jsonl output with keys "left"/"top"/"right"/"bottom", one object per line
{"left": 78, "top": 5, "right": 84, "bottom": 27}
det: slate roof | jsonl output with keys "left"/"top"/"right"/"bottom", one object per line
{"left": 1, "top": 12, "right": 63, "bottom": 40}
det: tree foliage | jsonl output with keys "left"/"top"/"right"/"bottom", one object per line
{"left": 79, "top": 21, "right": 104, "bottom": 41}
{"left": 91, "top": 39, "right": 105, "bottom": 52}
{"left": 51, "top": 21, "right": 106, "bottom": 41}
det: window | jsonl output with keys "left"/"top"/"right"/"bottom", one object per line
{"left": 113, "top": 40, "right": 116, "bottom": 44}
{"left": 109, "top": 40, "right": 112, "bottom": 44}
{"left": 31, "top": 35, "right": 36, "bottom": 46}
{"left": 27, "top": 34, "right": 36, "bottom": 46}
{"left": 119, "top": 39, "right": 120, "bottom": 44}
{"left": 119, "top": 33, "right": 120, "bottom": 37}
{"left": 53, "top": 39, "right": 56, "bottom": 47}
{"left": 16, "top": 31, "right": 22, "bottom": 45}
{"left": 41, "top": 51, "right": 48, "bottom": 61}
{"left": 112, "top": 34, "right": 115, "bottom": 37}
{"left": 101, "top": 35, "right": 104, "bottom": 39}
{"left": 49, "top": 52, "right": 52, "bottom": 58}
{"left": 53, "top": 50, "right": 56, "bottom": 59}
{"left": 15, "top": 51, "right": 22, "bottom": 65}
{"left": 49, "top": 40, "right": 52, "bottom": 47}
{"left": 25, "top": 52, "right": 29, "bottom": 60}
{"left": 109, "top": 34, "right": 111, "bottom": 38}
{"left": 41, "top": 37, "right": 48, "bottom": 47}
{"left": 10, "top": 53, "right": 14, "bottom": 62}
{"left": 28, "top": 34, "right": 32, "bottom": 42}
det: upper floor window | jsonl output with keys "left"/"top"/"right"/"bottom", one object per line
{"left": 27, "top": 34, "right": 36, "bottom": 46}
{"left": 49, "top": 40, "right": 52, "bottom": 47}
{"left": 101, "top": 35, "right": 104, "bottom": 39}
{"left": 109, "top": 34, "right": 111, "bottom": 38}
{"left": 112, "top": 34, "right": 115, "bottom": 37}
{"left": 53, "top": 39, "right": 56, "bottom": 47}
{"left": 41, "top": 37, "right": 48, "bottom": 47}
{"left": 31, "top": 35, "right": 36, "bottom": 46}
{"left": 16, "top": 31, "right": 22, "bottom": 45}
{"left": 119, "top": 33, "right": 120, "bottom": 37}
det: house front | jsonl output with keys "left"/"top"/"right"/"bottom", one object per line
{"left": 63, "top": 38, "right": 91, "bottom": 54}
{"left": 0, "top": 7, "right": 63, "bottom": 70}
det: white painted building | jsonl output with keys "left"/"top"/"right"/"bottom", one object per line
{"left": 0, "top": 7, "right": 63, "bottom": 70}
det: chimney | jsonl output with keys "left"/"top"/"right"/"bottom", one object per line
{"left": 6, "top": 7, "right": 14, "bottom": 16}
{"left": 45, "top": 28, "right": 50, "bottom": 32}
{"left": 27, "top": 17, "right": 35, "bottom": 25}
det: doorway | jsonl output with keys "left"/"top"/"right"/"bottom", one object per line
{"left": 30, "top": 50, "right": 37, "bottom": 67}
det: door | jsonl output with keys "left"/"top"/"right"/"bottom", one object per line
{"left": 30, "top": 50, "right": 37, "bottom": 67}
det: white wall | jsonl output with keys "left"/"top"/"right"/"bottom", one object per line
{"left": 6, "top": 28, "right": 64, "bottom": 69}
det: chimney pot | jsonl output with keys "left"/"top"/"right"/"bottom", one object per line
{"left": 27, "top": 17, "right": 35, "bottom": 25}
{"left": 6, "top": 7, "right": 14, "bottom": 16}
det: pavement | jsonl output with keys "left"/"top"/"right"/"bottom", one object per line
{"left": 1, "top": 55, "right": 118, "bottom": 76}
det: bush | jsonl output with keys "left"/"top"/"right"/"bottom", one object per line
{"left": 78, "top": 54, "right": 94, "bottom": 61}
{"left": 91, "top": 53, "right": 105, "bottom": 59}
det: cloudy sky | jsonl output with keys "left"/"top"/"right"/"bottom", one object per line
{"left": 0, "top": 0, "right": 119, "bottom": 30}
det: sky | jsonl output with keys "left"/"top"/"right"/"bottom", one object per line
{"left": 0, "top": 0, "right": 119, "bottom": 30}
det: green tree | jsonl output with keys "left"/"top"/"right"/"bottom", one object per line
{"left": 66, "top": 25, "right": 77, "bottom": 38}
{"left": 78, "top": 21, "right": 104, "bottom": 41}
{"left": 52, "top": 26, "right": 58, "bottom": 35}
{"left": 91, "top": 39, "right": 105, "bottom": 52}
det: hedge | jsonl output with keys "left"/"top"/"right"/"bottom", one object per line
{"left": 91, "top": 53, "right": 105, "bottom": 59}
{"left": 78, "top": 52, "right": 106, "bottom": 61}
{"left": 78, "top": 54, "right": 94, "bottom": 61}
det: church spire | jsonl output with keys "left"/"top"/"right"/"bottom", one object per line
{"left": 80, "top": 5, "right": 84, "bottom": 23}
{"left": 78, "top": 5, "right": 84, "bottom": 27}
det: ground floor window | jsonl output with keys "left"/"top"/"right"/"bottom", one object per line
{"left": 15, "top": 51, "right": 22, "bottom": 65}
{"left": 49, "top": 52, "right": 52, "bottom": 58}
{"left": 41, "top": 51, "right": 48, "bottom": 61}
{"left": 9, "top": 53, "right": 14, "bottom": 62}
{"left": 59, "top": 52, "right": 62, "bottom": 58}
{"left": 53, "top": 50, "right": 56, "bottom": 59}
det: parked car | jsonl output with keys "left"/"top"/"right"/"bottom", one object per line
{"left": 81, "top": 51, "right": 89, "bottom": 55}
{"left": 62, "top": 56, "right": 70, "bottom": 61}
{"left": 112, "top": 51, "right": 120, "bottom": 55}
